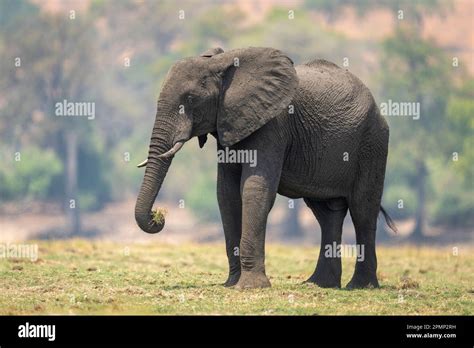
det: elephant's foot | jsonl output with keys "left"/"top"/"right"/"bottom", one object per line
{"left": 223, "top": 272, "right": 241, "bottom": 287}
{"left": 234, "top": 270, "right": 271, "bottom": 289}
{"left": 346, "top": 274, "right": 379, "bottom": 289}
{"left": 305, "top": 270, "right": 341, "bottom": 288}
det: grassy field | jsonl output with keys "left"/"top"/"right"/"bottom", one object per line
{"left": 0, "top": 239, "right": 473, "bottom": 315}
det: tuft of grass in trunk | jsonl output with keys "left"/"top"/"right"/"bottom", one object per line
{"left": 151, "top": 208, "right": 167, "bottom": 225}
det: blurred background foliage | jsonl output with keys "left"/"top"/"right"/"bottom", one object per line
{"left": 0, "top": 0, "right": 472, "bottom": 240}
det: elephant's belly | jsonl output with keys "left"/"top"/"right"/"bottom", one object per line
{"left": 277, "top": 132, "right": 357, "bottom": 200}
{"left": 277, "top": 171, "right": 350, "bottom": 200}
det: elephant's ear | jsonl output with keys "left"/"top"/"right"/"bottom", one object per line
{"left": 200, "top": 47, "right": 224, "bottom": 57}
{"left": 198, "top": 47, "right": 224, "bottom": 150}
{"left": 213, "top": 47, "right": 298, "bottom": 147}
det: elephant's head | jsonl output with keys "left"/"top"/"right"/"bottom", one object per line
{"left": 135, "top": 47, "right": 298, "bottom": 233}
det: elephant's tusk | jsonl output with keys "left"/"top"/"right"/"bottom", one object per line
{"left": 158, "top": 141, "right": 184, "bottom": 158}
{"left": 137, "top": 159, "right": 148, "bottom": 168}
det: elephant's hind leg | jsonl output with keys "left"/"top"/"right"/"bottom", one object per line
{"left": 346, "top": 197, "right": 381, "bottom": 289}
{"left": 304, "top": 197, "right": 348, "bottom": 288}
{"left": 346, "top": 139, "right": 387, "bottom": 289}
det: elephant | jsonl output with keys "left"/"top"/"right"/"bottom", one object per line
{"left": 135, "top": 47, "right": 396, "bottom": 290}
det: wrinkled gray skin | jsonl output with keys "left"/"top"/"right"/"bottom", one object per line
{"left": 135, "top": 47, "right": 395, "bottom": 289}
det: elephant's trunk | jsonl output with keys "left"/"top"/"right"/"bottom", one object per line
{"left": 135, "top": 103, "right": 186, "bottom": 234}
{"left": 134, "top": 156, "right": 171, "bottom": 233}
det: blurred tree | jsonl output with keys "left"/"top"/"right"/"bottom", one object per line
{"left": 0, "top": 147, "right": 62, "bottom": 200}
{"left": 304, "top": 0, "right": 450, "bottom": 26}
{"left": 444, "top": 79, "right": 474, "bottom": 188}
{"left": 0, "top": 10, "right": 104, "bottom": 236}
{"left": 379, "top": 26, "right": 453, "bottom": 240}
{"left": 429, "top": 79, "right": 474, "bottom": 227}
{"left": 231, "top": 7, "right": 350, "bottom": 65}
{"left": 0, "top": 0, "right": 38, "bottom": 30}
{"left": 304, "top": 0, "right": 375, "bottom": 22}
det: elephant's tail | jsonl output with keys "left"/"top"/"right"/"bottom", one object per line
{"left": 380, "top": 206, "right": 398, "bottom": 233}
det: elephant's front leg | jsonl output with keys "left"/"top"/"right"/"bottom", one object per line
{"left": 217, "top": 163, "right": 242, "bottom": 287}
{"left": 235, "top": 169, "right": 279, "bottom": 289}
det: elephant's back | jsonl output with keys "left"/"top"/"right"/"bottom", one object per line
{"left": 277, "top": 61, "right": 379, "bottom": 198}
{"left": 294, "top": 60, "right": 374, "bottom": 131}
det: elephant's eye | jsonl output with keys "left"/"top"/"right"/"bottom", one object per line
{"left": 187, "top": 94, "right": 194, "bottom": 105}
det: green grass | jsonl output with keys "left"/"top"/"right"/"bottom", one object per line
{"left": 0, "top": 240, "right": 472, "bottom": 315}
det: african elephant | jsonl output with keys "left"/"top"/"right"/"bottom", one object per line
{"left": 135, "top": 47, "right": 396, "bottom": 289}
